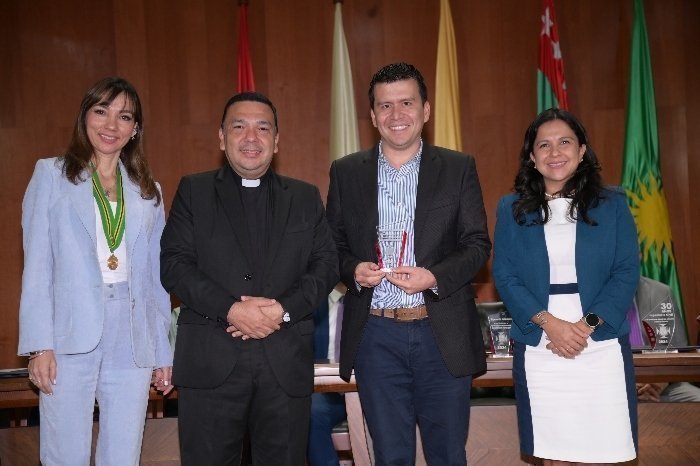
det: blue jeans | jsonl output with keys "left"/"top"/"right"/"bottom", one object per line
{"left": 354, "top": 316, "right": 472, "bottom": 465}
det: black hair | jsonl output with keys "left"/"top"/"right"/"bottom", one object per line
{"left": 368, "top": 62, "right": 428, "bottom": 108}
{"left": 512, "top": 108, "right": 605, "bottom": 225}
{"left": 220, "top": 91, "right": 278, "bottom": 131}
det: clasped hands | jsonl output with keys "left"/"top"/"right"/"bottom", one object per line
{"left": 225, "top": 296, "right": 284, "bottom": 340}
{"left": 354, "top": 262, "right": 436, "bottom": 295}
{"left": 543, "top": 316, "right": 593, "bottom": 359}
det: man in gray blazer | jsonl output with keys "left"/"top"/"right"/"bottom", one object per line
{"left": 161, "top": 92, "right": 338, "bottom": 465}
{"left": 326, "top": 63, "right": 491, "bottom": 465}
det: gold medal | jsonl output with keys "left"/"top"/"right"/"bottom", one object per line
{"left": 107, "top": 254, "right": 119, "bottom": 270}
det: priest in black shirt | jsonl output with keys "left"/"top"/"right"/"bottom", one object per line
{"left": 161, "top": 92, "right": 338, "bottom": 465}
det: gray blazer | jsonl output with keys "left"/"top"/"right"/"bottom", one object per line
{"left": 18, "top": 157, "right": 172, "bottom": 368}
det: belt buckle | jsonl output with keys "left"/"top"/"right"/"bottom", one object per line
{"left": 393, "top": 307, "right": 413, "bottom": 322}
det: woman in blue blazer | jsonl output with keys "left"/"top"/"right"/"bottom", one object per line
{"left": 18, "top": 77, "right": 173, "bottom": 465}
{"left": 493, "top": 109, "right": 640, "bottom": 465}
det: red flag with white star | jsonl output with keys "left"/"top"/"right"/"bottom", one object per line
{"left": 537, "top": 0, "right": 568, "bottom": 112}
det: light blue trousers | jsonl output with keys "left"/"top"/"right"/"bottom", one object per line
{"left": 39, "top": 282, "right": 152, "bottom": 466}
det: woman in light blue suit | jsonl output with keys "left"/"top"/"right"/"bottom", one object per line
{"left": 493, "top": 109, "right": 640, "bottom": 465}
{"left": 19, "top": 77, "right": 173, "bottom": 465}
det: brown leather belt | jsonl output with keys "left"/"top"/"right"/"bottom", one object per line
{"left": 369, "top": 305, "right": 428, "bottom": 322}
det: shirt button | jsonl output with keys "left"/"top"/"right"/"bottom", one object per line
{"left": 108, "top": 284, "right": 113, "bottom": 288}
{"left": 244, "top": 274, "right": 252, "bottom": 281}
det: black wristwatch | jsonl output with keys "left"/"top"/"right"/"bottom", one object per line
{"left": 583, "top": 313, "right": 601, "bottom": 330}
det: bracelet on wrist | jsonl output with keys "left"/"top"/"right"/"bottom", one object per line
{"left": 533, "top": 310, "right": 549, "bottom": 327}
{"left": 28, "top": 350, "right": 48, "bottom": 360}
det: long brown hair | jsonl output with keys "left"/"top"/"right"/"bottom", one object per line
{"left": 62, "top": 77, "right": 161, "bottom": 205}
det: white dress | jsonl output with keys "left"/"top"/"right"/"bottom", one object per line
{"left": 523, "top": 198, "right": 636, "bottom": 463}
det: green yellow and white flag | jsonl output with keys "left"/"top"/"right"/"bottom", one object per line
{"left": 434, "top": 0, "right": 462, "bottom": 151}
{"left": 621, "top": 0, "right": 686, "bottom": 332}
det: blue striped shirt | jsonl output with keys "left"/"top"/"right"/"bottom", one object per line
{"left": 371, "top": 140, "right": 425, "bottom": 309}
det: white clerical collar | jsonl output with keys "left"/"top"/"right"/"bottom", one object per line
{"left": 241, "top": 178, "right": 261, "bottom": 188}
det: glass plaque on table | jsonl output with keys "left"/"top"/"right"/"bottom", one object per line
{"left": 639, "top": 299, "right": 678, "bottom": 353}
{"left": 375, "top": 222, "right": 407, "bottom": 273}
{"left": 488, "top": 310, "right": 513, "bottom": 357}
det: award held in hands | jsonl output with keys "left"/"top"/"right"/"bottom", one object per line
{"left": 376, "top": 222, "right": 408, "bottom": 273}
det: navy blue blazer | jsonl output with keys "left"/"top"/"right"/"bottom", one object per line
{"left": 493, "top": 189, "right": 640, "bottom": 346}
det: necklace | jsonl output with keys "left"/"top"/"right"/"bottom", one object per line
{"left": 544, "top": 192, "right": 565, "bottom": 200}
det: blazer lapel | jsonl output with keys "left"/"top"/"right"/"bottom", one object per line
{"left": 413, "top": 144, "right": 441, "bottom": 261}
{"left": 265, "top": 172, "right": 291, "bottom": 271}
{"left": 70, "top": 169, "right": 97, "bottom": 249}
{"left": 358, "top": 148, "right": 380, "bottom": 260}
{"left": 121, "top": 162, "right": 145, "bottom": 263}
{"left": 215, "top": 166, "right": 255, "bottom": 268}
{"left": 524, "top": 214, "right": 550, "bottom": 295}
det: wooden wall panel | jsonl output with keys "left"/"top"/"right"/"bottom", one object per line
{"left": 681, "top": 0, "right": 700, "bottom": 343}
{"left": 0, "top": 0, "right": 698, "bottom": 368}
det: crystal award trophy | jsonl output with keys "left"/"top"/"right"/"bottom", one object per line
{"left": 486, "top": 306, "right": 513, "bottom": 357}
{"left": 640, "top": 299, "right": 677, "bottom": 353}
{"left": 375, "top": 222, "right": 408, "bottom": 273}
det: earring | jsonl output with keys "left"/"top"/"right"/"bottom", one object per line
{"left": 131, "top": 133, "right": 136, "bottom": 141}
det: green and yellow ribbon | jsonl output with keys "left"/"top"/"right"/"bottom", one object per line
{"left": 91, "top": 163, "right": 126, "bottom": 254}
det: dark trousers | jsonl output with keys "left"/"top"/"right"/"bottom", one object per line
{"left": 355, "top": 316, "right": 472, "bottom": 466}
{"left": 178, "top": 340, "right": 311, "bottom": 466}
{"left": 307, "top": 392, "right": 347, "bottom": 465}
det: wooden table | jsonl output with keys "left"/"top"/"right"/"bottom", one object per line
{"left": 312, "top": 352, "right": 700, "bottom": 466}
{"left": 3, "top": 352, "right": 699, "bottom": 415}
{"left": 313, "top": 351, "right": 700, "bottom": 391}
{"left": 1, "top": 352, "right": 699, "bottom": 465}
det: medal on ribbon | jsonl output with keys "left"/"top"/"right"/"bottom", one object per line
{"left": 91, "top": 164, "right": 126, "bottom": 270}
